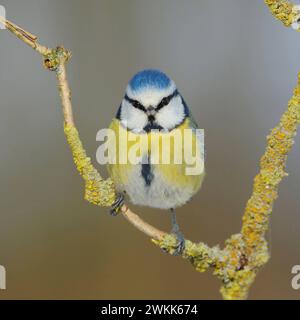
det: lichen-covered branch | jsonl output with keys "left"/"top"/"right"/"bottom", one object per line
{"left": 220, "top": 75, "right": 300, "bottom": 299}
{"left": 64, "top": 124, "right": 116, "bottom": 207}
{"left": 1, "top": 3, "right": 300, "bottom": 299}
{"left": 265, "top": 0, "right": 300, "bottom": 30}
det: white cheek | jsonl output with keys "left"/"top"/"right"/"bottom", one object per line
{"left": 155, "top": 96, "right": 185, "bottom": 129}
{"left": 120, "top": 100, "right": 148, "bottom": 131}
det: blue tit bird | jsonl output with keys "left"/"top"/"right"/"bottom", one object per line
{"left": 107, "top": 69, "right": 205, "bottom": 255}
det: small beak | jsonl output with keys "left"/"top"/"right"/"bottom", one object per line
{"left": 146, "top": 106, "right": 156, "bottom": 117}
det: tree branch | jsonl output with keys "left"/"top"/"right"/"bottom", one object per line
{"left": 265, "top": 0, "right": 300, "bottom": 29}
{"left": 1, "top": 1, "right": 300, "bottom": 299}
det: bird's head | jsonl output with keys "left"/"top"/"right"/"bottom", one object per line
{"left": 117, "top": 69, "right": 189, "bottom": 133}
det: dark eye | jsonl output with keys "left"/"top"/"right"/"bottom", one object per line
{"left": 124, "top": 95, "right": 146, "bottom": 112}
{"left": 156, "top": 96, "right": 170, "bottom": 111}
{"left": 156, "top": 90, "right": 179, "bottom": 111}
{"left": 161, "top": 97, "right": 169, "bottom": 106}
{"left": 133, "top": 101, "right": 143, "bottom": 109}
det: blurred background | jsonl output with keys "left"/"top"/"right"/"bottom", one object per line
{"left": 0, "top": 0, "right": 299, "bottom": 300}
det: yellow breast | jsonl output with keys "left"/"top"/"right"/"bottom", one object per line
{"left": 106, "top": 118, "right": 205, "bottom": 194}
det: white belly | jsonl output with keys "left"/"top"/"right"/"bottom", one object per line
{"left": 115, "top": 163, "right": 197, "bottom": 210}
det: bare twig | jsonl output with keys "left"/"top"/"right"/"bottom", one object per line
{"left": 1, "top": 1, "right": 300, "bottom": 299}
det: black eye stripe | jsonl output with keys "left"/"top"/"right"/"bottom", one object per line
{"left": 124, "top": 89, "right": 179, "bottom": 113}
{"left": 124, "top": 95, "right": 147, "bottom": 112}
{"left": 155, "top": 89, "right": 179, "bottom": 111}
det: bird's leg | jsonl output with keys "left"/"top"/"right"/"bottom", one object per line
{"left": 110, "top": 193, "right": 125, "bottom": 216}
{"left": 169, "top": 208, "right": 185, "bottom": 256}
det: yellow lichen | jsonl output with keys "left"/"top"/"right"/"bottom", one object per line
{"left": 64, "top": 123, "right": 116, "bottom": 207}
{"left": 43, "top": 46, "right": 71, "bottom": 71}
{"left": 265, "top": 0, "right": 296, "bottom": 27}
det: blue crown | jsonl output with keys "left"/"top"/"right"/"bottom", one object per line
{"left": 129, "top": 69, "right": 171, "bottom": 92}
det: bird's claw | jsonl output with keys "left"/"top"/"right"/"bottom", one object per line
{"left": 110, "top": 194, "right": 124, "bottom": 216}
{"left": 172, "top": 230, "right": 185, "bottom": 256}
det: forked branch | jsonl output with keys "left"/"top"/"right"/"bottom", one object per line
{"left": 1, "top": 1, "right": 300, "bottom": 299}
